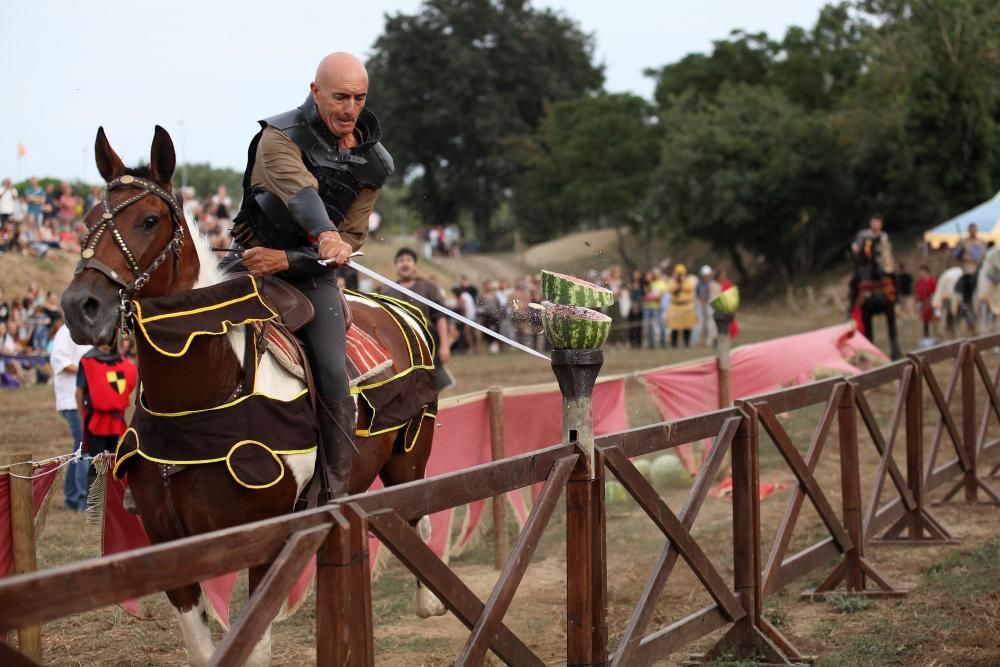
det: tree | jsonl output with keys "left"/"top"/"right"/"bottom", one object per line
{"left": 653, "top": 84, "right": 854, "bottom": 282}
{"left": 367, "top": 0, "right": 603, "bottom": 248}
{"left": 513, "top": 94, "right": 661, "bottom": 251}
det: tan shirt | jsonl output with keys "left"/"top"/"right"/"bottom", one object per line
{"left": 250, "top": 126, "right": 378, "bottom": 251}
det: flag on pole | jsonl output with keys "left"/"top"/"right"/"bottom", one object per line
{"left": 17, "top": 143, "right": 26, "bottom": 158}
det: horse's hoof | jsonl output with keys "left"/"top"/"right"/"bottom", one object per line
{"left": 415, "top": 585, "right": 447, "bottom": 618}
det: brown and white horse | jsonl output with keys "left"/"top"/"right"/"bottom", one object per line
{"left": 61, "top": 126, "right": 441, "bottom": 666}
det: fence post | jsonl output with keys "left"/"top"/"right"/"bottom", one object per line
{"left": 838, "top": 383, "right": 866, "bottom": 590}
{"left": 714, "top": 313, "right": 734, "bottom": 408}
{"left": 962, "top": 342, "right": 979, "bottom": 503}
{"left": 551, "top": 349, "right": 607, "bottom": 666}
{"left": 487, "top": 387, "right": 509, "bottom": 570}
{"left": 7, "top": 452, "right": 42, "bottom": 662}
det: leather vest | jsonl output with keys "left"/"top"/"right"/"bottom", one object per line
{"left": 236, "top": 97, "right": 394, "bottom": 250}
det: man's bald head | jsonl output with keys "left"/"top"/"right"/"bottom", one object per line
{"left": 314, "top": 52, "right": 368, "bottom": 87}
{"left": 310, "top": 52, "right": 369, "bottom": 142}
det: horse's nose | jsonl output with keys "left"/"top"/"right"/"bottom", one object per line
{"left": 82, "top": 295, "right": 101, "bottom": 324}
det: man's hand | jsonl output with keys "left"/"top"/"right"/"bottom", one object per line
{"left": 318, "top": 230, "right": 353, "bottom": 266}
{"left": 243, "top": 247, "right": 290, "bottom": 276}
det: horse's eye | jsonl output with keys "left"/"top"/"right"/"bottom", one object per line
{"left": 142, "top": 216, "right": 159, "bottom": 229}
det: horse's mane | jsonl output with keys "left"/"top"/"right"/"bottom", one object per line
{"left": 123, "top": 165, "right": 153, "bottom": 178}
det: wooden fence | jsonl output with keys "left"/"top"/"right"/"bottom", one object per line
{"left": 1, "top": 339, "right": 999, "bottom": 666}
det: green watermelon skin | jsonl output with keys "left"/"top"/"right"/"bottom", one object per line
{"left": 541, "top": 271, "right": 615, "bottom": 308}
{"left": 542, "top": 304, "right": 611, "bottom": 349}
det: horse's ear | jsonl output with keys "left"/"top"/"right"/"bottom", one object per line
{"left": 149, "top": 125, "right": 176, "bottom": 185}
{"left": 94, "top": 127, "right": 125, "bottom": 182}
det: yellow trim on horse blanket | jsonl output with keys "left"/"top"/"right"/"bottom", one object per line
{"left": 117, "top": 276, "right": 315, "bottom": 489}
{"left": 344, "top": 290, "right": 438, "bottom": 438}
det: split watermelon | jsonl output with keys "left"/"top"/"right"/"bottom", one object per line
{"left": 710, "top": 286, "right": 740, "bottom": 314}
{"left": 539, "top": 303, "right": 612, "bottom": 350}
{"left": 541, "top": 270, "right": 615, "bottom": 308}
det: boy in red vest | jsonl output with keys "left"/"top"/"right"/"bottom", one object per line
{"left": 77, "top": 343, "right": 137, "bottom": 493}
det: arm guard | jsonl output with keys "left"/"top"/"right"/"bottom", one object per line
{"left": 288, "top": 186, "right": 337, "bottom": 238}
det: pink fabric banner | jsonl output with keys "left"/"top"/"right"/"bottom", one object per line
{"left": 641, "top": 323, "right": 886, "bottom": 422}
{"left": 0, "top": 462, "right": 59, "bottom": 579}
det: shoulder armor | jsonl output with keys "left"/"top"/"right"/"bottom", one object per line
{"left": 261, "top": 107, "right": 305, "bottom": 132}
{"left": 353, "top": 142, "right": 395, "bottom": 189}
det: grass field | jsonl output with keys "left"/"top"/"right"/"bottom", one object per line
{"left": 3, "top": 256, "right": 1000, "bottom": 664}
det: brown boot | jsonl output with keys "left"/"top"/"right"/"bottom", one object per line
{"left": 317, "top": 396, "right": 357, "bottom": 502}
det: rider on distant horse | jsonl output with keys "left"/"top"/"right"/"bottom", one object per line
{"left": 229, "top": 52, "right": 394, "bottom": 499}
{"left": 849, "top": 214, "right": 903, "bottom": 359}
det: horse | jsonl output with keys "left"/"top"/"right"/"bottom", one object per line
{"left": 60, "top": 126, "right": 443, "bottom": 666}
{"left": 849, "top": 238, "right": 902, "bottom": 360}
{"left": 976, "top": 245, "right": 1000, "bottom": 334}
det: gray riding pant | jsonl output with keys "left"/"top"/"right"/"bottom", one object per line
{"left": 290, "top": 272, "right": 348, "bottom": 401}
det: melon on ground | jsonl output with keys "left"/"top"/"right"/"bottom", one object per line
{"left": 539, "top": 303, "right": 612, "bottom": 350}
{"left": 633, "top": 458, "right": 653, "bottom": 480}
{"left": 650, "top": 454, "right": 690, "bottom": 488}
{"left": 541, "top": 270, "right": 614, "bottom": 309}
{"left": 605, "top": 480, "right": 627, "bottom": 504}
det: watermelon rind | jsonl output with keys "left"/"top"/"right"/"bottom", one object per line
{"left": 541, "top": 270, "right": 614, "bottom": 308}
{"left": 710, "top": 286, "right": 740, "bottom": 314}
{"left": 541, "top": 303, "right": 611, "bottom": 350}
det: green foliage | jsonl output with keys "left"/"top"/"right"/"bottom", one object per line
{"left": 176, "top": 163, "right": 242, "bottom": 205}
{"left": 367, "top": 0, "right": 604, "bottom": 245}
{"left": 513, "top": 93, "right": 660, "bottom": 244}
{"left": 824, "top": 590, "right": 875, "bottom": 613}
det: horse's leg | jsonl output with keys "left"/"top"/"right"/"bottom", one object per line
{"left": 243, "top": 564, "right": 274, "bottom": 667}
{"left": 862, "top": 303, "right": 875, "bottom": 343}
{"left": 170, "top": 586, "right": 216, "bottom": 667}
{"left": 128, "top": 463, "right": 217, "bottom": 665}
{"left": 378, "top": 418, "right": 446, "bottom": 618}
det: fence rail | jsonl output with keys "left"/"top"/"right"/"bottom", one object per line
{"left": 2, "top": 338, "right": 1000, "bottom": 665}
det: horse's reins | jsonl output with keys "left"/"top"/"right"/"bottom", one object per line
{"left": 76, "top": 174, "right": 186, "bottom": 336}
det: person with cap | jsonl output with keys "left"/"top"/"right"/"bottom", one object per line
{"left": 666, "top": 263, "right": 698, "bottom": 347}
{"left": 692, "top": 265, "right": 719, "bottom": 347}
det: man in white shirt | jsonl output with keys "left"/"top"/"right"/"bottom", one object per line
{"left": 50, "top": 320, "right": 92, "bottom": 511}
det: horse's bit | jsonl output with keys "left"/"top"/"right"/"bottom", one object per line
{"left": 76, "top": 174, "right": 185, "bottom": 336}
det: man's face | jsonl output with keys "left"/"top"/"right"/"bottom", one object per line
{"left": 970, "top": 224, "right": 978, "bottom": 238}
{"left": 870, "top": 217, "right": 883, "bottom": 234}
{"left": 395, "top": 254, "right": 417, "bottom": 280}
{"left": 310, "top": 75, "right": 368, "bottom": 139}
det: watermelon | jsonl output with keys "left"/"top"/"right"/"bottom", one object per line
{"left": 541, "top": 270, "right": 614, "bottom": 308}
{"left": 633, "top": 458, "right": 653, "bottom": 480}
{"left": 539, "top": 303, "right": 612, "bottom": 350}
{"left": 710, "top": 286, "right": 740, "bottom": 314}
{"left": 650, "top": 454, "right": 690, "bottom": 488}
{"left": 605, "top": 480, "right": 627, "bottom": 504}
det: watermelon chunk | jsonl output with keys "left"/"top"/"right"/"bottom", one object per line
{"left": 541, "top": 270, "right": 614, "bottom": 308}
{"left": 539, "top": 303, "right": 611, "bottom": 350}
{"left": 710, "top": 286, "right": 740, "bottom": 314}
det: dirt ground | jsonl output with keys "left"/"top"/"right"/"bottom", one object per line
{"left": 3, "top": 272, "right": 1000, "bottom": 664}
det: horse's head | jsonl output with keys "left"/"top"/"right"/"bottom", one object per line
{"left": 62, "top": 126, "right": 199, "bottom": 345}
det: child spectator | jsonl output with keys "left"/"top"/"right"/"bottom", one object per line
{"left": 77, "top": 343, "right": 137, "bottom": 492}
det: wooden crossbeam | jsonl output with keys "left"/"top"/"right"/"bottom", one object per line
{"left": 457, "top": 456, "right": 575, "bottom": 665}
{"left": 758, "top": 405, "right": 853, "bottom": 552}
{"left": 608, "top": 417, "right": 740, "bottom": 666}
{"left": 761, "top": 386, "right": 841, "bottom": 596}
{"left": 603, "top": 446, "right": 744, "bottom": 623}
{"left": 209, "top": 524, "right": 331, "bottom": 667}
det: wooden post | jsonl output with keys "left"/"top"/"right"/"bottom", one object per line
{"left": 906, "top": 359, "right": 925, "bottom": 539}
{"left": 961, "top": 343, "right": 979, "bottom": 503}
{"left": 7, "top": 452, "right": 42, "bottom": 662}
{"left": 487, "top": 387, "right": 509, "bottom": 570}
{"left": 316, "top": 509, "right": 351, "bottom": 667}
{"left": 551, "top": 349, "right": 607, "bottom": 666}
{"left": 714, "top": 313, "right": 734, "bottom": 408}
{"left": 838, "top": 384, "right": 865, "bottom": 590}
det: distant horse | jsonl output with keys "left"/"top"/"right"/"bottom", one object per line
{"left": 976, "top": 245, "right": 1000, "bottom": 333}
{"left": 60, "top": 127, "right": 442, "bottom": 666}
{"left": 849, "top": 238, "right": 902, "bottom": 360}
{"left": 933, "top": 265, "right": 977, "bottom": 339}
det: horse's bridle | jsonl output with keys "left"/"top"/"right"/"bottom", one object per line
{"left": 76, "top": 174, "right": 185, "bottom": 335}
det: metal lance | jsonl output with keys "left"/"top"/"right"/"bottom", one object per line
{"left": 341, "top": 259, "right": 551, "bottom": 361}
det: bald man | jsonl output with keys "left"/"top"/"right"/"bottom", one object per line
{"left": 230, "top": 52, "right": 394, "bottom": 500}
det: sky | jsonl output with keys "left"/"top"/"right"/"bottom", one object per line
{"left": 2, "top": 0, "right": 832, "bottom": 184}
